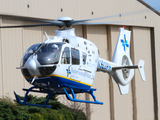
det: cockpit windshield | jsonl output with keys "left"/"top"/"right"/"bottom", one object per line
{"left": 21, "top": 43, "right": 41, "bottom": 67}
{"left": 37, "top": 43, "right": 63, "bottom": 65}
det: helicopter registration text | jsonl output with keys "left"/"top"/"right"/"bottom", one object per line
{"left": 98, "top": 61, "right": 112, "bottom": 71}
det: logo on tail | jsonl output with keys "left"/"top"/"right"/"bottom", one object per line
{"left": 121, "top": 34, "right": 129, "bottom": 52}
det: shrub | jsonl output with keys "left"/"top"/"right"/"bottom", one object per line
{"left": 0, "top": 94, "right": 87, "bottom": 120}
{"left": 31, "top": 113, "right": 44, "bottom": 120}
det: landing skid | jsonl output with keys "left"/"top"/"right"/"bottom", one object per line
{"left": 14, "top": 86, "right": 55, "bottom": 108}
{"left": 14, "top": 85, "right": 103, "bottom": 108}
{"left": 62, "top": 84, "right": 103, "bottom": 104}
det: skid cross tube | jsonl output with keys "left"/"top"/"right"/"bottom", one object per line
{"left": 14, "top": 86, "right": 57, "bottom": 108}
{"left": 63, "top": 87, "right": 103, "bottom": 104}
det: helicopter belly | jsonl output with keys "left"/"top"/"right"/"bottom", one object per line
{"left": 25, "top": 74, "right": 91, "bottom": 90}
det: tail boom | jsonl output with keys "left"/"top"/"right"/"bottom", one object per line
{"left": 97, "top": 58, "right": 116, "bottom": 74}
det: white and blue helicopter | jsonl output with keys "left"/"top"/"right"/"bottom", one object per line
{"left": 0, "top": 16, "right": 145, "bottom": 108}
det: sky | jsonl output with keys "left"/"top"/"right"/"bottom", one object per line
{"left": 143, "top": 0, "right": 160, "bottom": 12}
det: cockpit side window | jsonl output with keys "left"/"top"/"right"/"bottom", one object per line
{"left": 82, "top": 52, "right": 87, "bottom": 65}
{"left": 61, "top": 47, "right": 70, "bottom": 64}
{"left": 71, "top": 48, "right": 80, "bottom": 65}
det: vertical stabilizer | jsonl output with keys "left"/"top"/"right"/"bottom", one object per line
{"left": 112, "top": 28, "right": 131, "bottom": 65}
{"left": 111, "top": 28, "right": 134, "bottom": 94}
{"left": 118, "top": 84, "right": 129, "bottom": 95}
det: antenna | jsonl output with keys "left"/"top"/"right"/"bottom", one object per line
{"left": 44, "top": 31, "right": 50, "bottom": 39}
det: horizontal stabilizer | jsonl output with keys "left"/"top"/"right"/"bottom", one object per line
{"left": 112, "top": 60, "right": 146, "bottom": 81}
{"left": 118, "top": 84, "right": 129, "bottom": 95}
{"left": 112, "top": 65, "right": 138, "bottom": 70}
{"left": 138, "top": 60, "right": 146, "bottom": 81}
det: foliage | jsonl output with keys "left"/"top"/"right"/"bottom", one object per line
{"left": 0, "top": 94, "right": 87, "bottom": 120}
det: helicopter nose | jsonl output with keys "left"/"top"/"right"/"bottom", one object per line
{"left": 26, "top": 58, "right": 37, "bottom": 75}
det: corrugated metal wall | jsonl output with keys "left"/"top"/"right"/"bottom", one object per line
{"left": 132, "top": 27, "right": 154, "bottom": 120}
{"left": 110, "top": 26, "right": 133, "bottom": 120}
{"left": 0, "top": 17, "right": 3, "bottom": 97}
{"left": 85, "top": 25, "right": 110, "bottom": 120}
{"left": 0, "top": 18, "right": 24, "bottom": 97}
{"left": 83, "top": 25, "right": 155, "bottom": 120}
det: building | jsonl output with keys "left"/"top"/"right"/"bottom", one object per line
{"left": 0, "top": 0, "right": 160, "bottom": 120}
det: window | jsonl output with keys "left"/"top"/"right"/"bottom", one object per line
{"left": 61, "top": 47, "right": 70, "bottom": 64}
{"left": 82, "top": 52, "right": 87, "bottom": 65}
{"left": 37, "top": 43, "right": 63, "bottom": 65}
{"left": 71, "top": 48, "right": 80, "bottom": 65}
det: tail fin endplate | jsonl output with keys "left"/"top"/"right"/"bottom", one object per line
{"left": 138, "top": 60, "right": 146, "bottom": 81}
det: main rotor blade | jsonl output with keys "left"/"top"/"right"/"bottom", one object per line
{"left": 73, "top": 15, "right": 119, "bottom": 23}
{"left": 4, "top": 16, "right": 59, "bottom": 23}
{"left": 67, "top": 8, "right": 150, "bottom": 26}
{"left": 0, "top": 21, "right": 65, "bottom": 28}
{"left": 73, "top": 20, "right": 135, "bottom": 26}
{"left": 0, "top": 23, "right": 52, "bottom": 28}
{"left": 67, "top": 15, "right": 119, "bottom": 26}
{"left": 0, "top": 7, "right": 151, "bottom": 28}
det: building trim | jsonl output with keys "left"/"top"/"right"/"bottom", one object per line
{"left": 137, "top": 0, "right": 160, "bottom": 16}
{"left": 150, "top": 27, "right": 159, "bottom": 120}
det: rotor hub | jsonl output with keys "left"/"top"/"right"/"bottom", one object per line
{"left": 56, "top": 17, "right": 73, "bottom": 22}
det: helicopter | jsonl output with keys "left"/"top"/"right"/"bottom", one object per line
{"left": 0, "top": 16, "right": 145, "bottom": 108}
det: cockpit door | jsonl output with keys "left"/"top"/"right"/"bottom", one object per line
{"left": 59, "top": 47, "right": 71, "bottom": 78}
{"left": 70, "top": 48, "right": 81, "bottom": 81}
{"left": 59, "top": 47, "right": 84, "bottom": 83}
{"left": 80, "top": 51, "right": 91, "bottom": 82}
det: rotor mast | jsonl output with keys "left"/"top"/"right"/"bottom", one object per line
{"left": 56, "top": 17, "right": 74, "bottom": 30}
